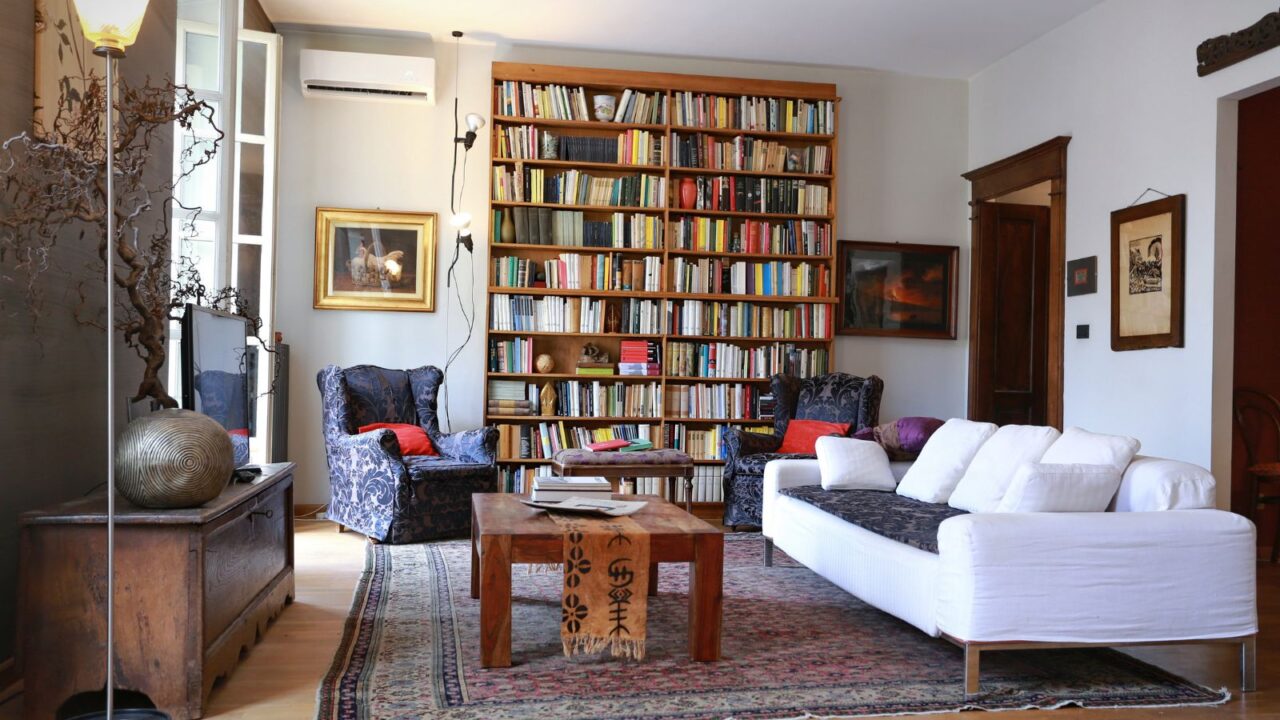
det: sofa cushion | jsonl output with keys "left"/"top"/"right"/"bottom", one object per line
{"left": 996, "top": 463, "right": 1123, "bottom": 513}
{"left": 738, "top": 452, "right": 816, "bottom": 477}
{"left": 780, "top": 486, "right": 968, "bottom": 553}
{"left": 1114, "top": 455, "right": 1216, "bottom": 511}
{"left": 778, "top": 419, "right": 851, "bottom": 453}
{"left": 853, "top": 416, "right": 945, "bottom": 461}
{"left": 896, "top": 418, "right": 997, "bottom": 504}
{"left": 1040, "top": 426, "right": 1140, "bottom": 470}
{"left": 405, "top": 455, "right": 494, "bottom": 483}
{"left": 816, "top": 436, "right": 897, "bottom": 490}
{"left": 948, "top": 424, "right": 1060, "bottom": 513}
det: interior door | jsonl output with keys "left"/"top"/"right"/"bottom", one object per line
{"left": 972, "top": 202, "right": 1050, "bottom": 426}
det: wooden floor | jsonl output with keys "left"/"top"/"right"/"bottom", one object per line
{"left": 2, "top": 520, "right": 1277, "bottom": 719}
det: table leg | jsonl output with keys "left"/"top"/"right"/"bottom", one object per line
{"left": 648, "top": 561, "right": 659, "bottom": 596}
{"left": 688, "top": 533, "right": 723, "bottom": 661}
{"left": 684, "top": 475, "right": 694, "bottom": 513}
{"left": 479, "top": 533, "right": 512, "bottom": 668}
{"left": 470, "top": 513, "right": 479, "bottom": 599}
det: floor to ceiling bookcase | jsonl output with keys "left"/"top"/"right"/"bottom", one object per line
{"left": 484, "top": 62, "right": 841, "bottom": 511}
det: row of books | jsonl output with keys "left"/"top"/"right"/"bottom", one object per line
{"left": 487, "top": 378, "right": 540, "bottom": 415}
{"left": 490, "top": 294, "right": 607, "bottom": 333}
{"left": 671, "top": 133, "right": 831, "bottom": 175}
{"left": 494, "top": 208, "right": 664, "bottom": 249}
{"left": 665, "top": 383, "right": 766, "bottom": 420}
{"left": 668, "top": 299, "right": 832, "bottom": 339}
{"left": 686, "top": 175, "right": 829, "bottom": 216}
{"left": 497, "top": 126, "right": 665, "bottom": 166}
{"left": 549, "top": 254, "right": 662, "bottom": 293}
{"left": 664, "top": 423, "right": 727, "bottom": 460}
{"left": 488, "top": 337, "right": 535, "bottom": 374}
{"left": 672, "top": 92, "right": 836, "bottom": 135}
{"left": 671, "top": 217, "right": 831, "bottom": 256}
{"left": 670, "top": 258, "right": 831, "bottom": 297}
{"left": 493, "top": 167, "right": 667, "bottom": 208}
{"left": 497, "top": 82, "right": 668, "bottom": 124}
{"left": 666, "top": 341, "right": 830, "bottom": 380}
{"left": 555, "top": 380, "right": 661, "bottom": 418}
{"left": 619, "top": 339, "right": 662, "bottom": 376}
{"left": 496, "top": 421, "right": 657, "bottom": 461}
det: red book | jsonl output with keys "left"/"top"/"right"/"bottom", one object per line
{"left": 586, "top": 439, "right": 631, "bottom": 452}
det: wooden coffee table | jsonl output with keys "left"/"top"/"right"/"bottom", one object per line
{"left": 470, "top": 493, "right": 723, "bottom": 668}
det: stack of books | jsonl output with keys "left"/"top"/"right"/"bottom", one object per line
{"left": 619, "top": 340, "right": 661, "bottom": 376}
{"left": 576, "top": 362, "right": 614, "bottom": 376}
{"left": 585, "top": 438, "right": 654, "bottom": 452}
{"left": 531, "top": 476, "right": 613, "bottom": 502}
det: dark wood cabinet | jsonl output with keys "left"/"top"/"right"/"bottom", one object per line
{"left": 18, "top": 463, "right": 296, "bottom": 720}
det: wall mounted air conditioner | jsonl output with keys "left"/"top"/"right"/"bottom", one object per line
{"left": 300, "top": 49, "right": 435, "bottom": 104}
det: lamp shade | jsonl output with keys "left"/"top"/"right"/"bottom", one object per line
{"left": 74, "top": 0, "right": 150, "bottom": 54}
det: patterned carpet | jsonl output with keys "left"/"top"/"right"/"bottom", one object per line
{"left": 316, "top": 534, "right": 1228, "bottom": 720}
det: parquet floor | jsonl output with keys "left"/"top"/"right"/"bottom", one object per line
{"left": 2, "top": 520, "right": 1275, "bottom": 719}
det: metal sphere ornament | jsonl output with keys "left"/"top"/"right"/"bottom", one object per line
{"left": 535, "top": 353, "right": 555, "bottom": 374}
{"left": 115, "top": 409, "right": 235, "bottom": 508}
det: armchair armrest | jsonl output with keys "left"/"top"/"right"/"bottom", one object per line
{"left": 433, "top": 426, "right": 499, "bottom": 465}
{"left": 936, "top": 510, "right": 1258, "bottom": 644}
{"left": 761, "top": 459, "right": 822, "bottom": 538}
{"left": 723, "top": 426, "right": 782, "bottom": 463}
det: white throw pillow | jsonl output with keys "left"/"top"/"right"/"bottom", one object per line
{"left": 1113, "top": 455, "right": 1216, "bottom": 511}
{"left": 948, "top": 425, "right": 1061, "bottom": 512}
{"left": 816, "top": 436, "right": 897, "bottom": 491}
{"left": 1040, "top": 426, "right": 1140, "bottom": 470}
{"left": 895, "top": 419, "right": 997, "bottom": 503}
{"left": 996, "top": 463, "right": 1123, "bottom": 512}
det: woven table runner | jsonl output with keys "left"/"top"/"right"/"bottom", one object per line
{"left": 549, "top": 514, "right": 651, "bottom": 660}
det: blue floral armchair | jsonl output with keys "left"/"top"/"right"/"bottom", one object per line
{"left": 317, "top": 364, "right": 498, "bottom": 543}
{"left": 722, "top": 372, "right": 883, "bottom": 529}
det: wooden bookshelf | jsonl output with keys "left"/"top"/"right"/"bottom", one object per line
{"left": 484, "top": 62, "right": 840, "bottom": 506}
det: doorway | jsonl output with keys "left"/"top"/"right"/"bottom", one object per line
{"left": 962, "top": 137, "right": 1069, "bottom": 428}
{"left": 1232, "top": 85, "right": 1280, "bottom": 553}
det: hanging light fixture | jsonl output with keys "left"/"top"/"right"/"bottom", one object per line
{"left": 69, "top": 1, "right": 169, "bottom": 718}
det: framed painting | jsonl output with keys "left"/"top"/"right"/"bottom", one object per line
{"left": 1066, "top": 255, "right": 1097, "bottom": 296}
{"left": 1110, "top": 194, "right": 1185, "bottom": 351}
{"left": 836, "top": 241, "right": 958, "bottom": 339}
{"left": 314, "top": 208, "right": 437, "bottom": 312}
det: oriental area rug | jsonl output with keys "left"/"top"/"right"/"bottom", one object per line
{"left": 316, "top": 535, "right": 1227, "bottom": 720}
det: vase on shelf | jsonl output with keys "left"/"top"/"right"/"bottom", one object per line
{"left": 679, "top": 178, "right": 697, "bottom": 209}
{"left": 500, "top": 211, "right": 516, "bottom": 243}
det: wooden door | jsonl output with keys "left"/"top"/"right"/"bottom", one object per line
{"left": 971, "top": 202, "right": 1051, "bottom": 426}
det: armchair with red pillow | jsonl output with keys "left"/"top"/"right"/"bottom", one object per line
{"left": 722, "top": 372, "right": 883, "bottom": 528}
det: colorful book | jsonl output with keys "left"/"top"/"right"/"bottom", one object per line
{"left": 586, "top": 439, "right": 631, "bottom": 452}
{"left": 619, "top": 439, "right": 654, "bottom": 452}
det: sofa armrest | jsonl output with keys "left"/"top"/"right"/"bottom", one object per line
{"left": 434, "top": 426, "right": 499, "bottom": 465}
{"left": 761, "top": 459, "right": 822, "bottom": 538}
{"left": 936, "top": 510, "right": 1258, "bottom": 644}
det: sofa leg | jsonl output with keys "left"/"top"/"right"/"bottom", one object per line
{"left": 1242, "top": 636, "right": 1257, "bottom": 692}
{"left": 964, "top": 645, "right": 981, "bottom": 698}
{"left": 336, "top": 523, "right": 347, "bottom": 533}
{"left": 764, "top": 537, "right": 774, "bottom": 567}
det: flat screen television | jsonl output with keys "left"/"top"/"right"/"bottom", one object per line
{"left": 181, "top": 304, "right": 253, "bottom": 466}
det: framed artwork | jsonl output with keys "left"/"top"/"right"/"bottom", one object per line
{"left": 314, "top": 208, "right": 437, "bottom": 312}
{"left": 1066, "top": 256, "right": 1097, "bottom": 296}
{"left": 836, "top": 241, "right": 958, "bottom": 339}
{"left": 1110, "top": 194, "right": 1185, "bottom": 351}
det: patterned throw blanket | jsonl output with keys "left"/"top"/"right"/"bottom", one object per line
{"left": 550, "top": 514, "right": 651, "bottom": 660}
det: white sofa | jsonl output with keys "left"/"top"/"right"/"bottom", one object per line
{"left": 761, "top": 451, "right": 1258, "bottom": 696}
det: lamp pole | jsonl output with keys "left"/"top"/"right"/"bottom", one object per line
{"left": 99, "top": 46, "right": 120, "bottom": 717}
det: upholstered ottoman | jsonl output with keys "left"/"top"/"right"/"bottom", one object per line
{"left": 551, "top": 448, "right": 695, "bottom": 511}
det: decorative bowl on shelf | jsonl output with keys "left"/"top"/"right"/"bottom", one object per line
{"left": 115, "top": 409, "right": 234, "bottom": 509}
{"left": 593, "top": 95, "right": 617, "bottom": 122}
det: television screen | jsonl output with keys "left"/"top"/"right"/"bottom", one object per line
{"left": 181, "top": 304, "right": 252, "bottom": 466}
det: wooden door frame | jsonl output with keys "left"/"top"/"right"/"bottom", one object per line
{"left": 962, "top": 136, "right": 1070, "bottom": 429}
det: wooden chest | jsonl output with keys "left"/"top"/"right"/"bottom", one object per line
{"left": 18, "top": 463, "right": 296, "bottom": 720}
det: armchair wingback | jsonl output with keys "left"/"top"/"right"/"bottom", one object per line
{"left": 722, "top": 372, "right": 883, "bottom": 528}
{"left": 317, "top": 364, "right": 498, "bottom": 543}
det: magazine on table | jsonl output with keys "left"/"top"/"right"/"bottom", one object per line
{"left": 519, "top": 496, "right": 647, "bottom": 516}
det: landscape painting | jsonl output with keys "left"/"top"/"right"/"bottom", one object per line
{"left": 836, "top": 241, "right": 957, "bottom": 339}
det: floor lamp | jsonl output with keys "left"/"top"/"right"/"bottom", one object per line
{"left": 69, "top": 2, "right": 160, "bottom": 718}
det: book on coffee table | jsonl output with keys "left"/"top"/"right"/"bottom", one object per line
{"left": 519, "top": 497, "right": 647, "bottom": 517}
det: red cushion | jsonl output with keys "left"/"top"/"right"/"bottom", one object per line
{"left": 358, "top": 422, "right": 438, "bottom": 456}
{"left": 777, "top": 419, "right": 851, "bottom": 454}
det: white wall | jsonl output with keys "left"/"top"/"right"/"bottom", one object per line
{"left": 277, "top": 35, "right": 970, "bottom": 502}
{"left": 969, "top": 0, "right": 1280, "bottom": 506}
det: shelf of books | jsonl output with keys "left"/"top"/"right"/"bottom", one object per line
{"left": 486, "top": 63, "right": 840, "bottom": 510}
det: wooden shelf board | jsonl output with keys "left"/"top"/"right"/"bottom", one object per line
{"left": 492, "top": 200, "right": 666, "bottom": 214}
{"left": 668, "top": 292, "right": 837, "bottom": 304}
{"left": 666, "top": 249, "right": 832, "bottom": 261}
{"left": 493, "top": 157, "right": 665, "bottom": 172}
{"left": 669, "top": 207, "right": 832, "bottom": 221}
{"left": 487, "top": 330, "right": 665, "bottom": 338}
{"left": 492, "top": 114, "right": 668, "bottom": 132}
{"left": 669, "top": 166, "right": 832, "bottom": 180}
{"left": 490, "top": 243, "right": 664, "bottom": 255}
{"left": 487, "top": 415, "right": 662, "bottom": 422}
{"left": 488, "top": 286, "right": 655, "bottom": 298}
{"left": 488, "top": 372, "right": 660, "bottom": 381}
{"left": 670, "top": 124, "right": 835, "bottom": 141}
{"left": 497, "top": 457, "right": 726, "bottom": 465}
{"left": 662, "top": 376, "right": 773, "bottom": 383}
{"left": 665, "top": 334, "right": 831, "bottom": 343}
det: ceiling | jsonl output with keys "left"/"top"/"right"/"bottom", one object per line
{"left": 259, "top": 0, "right": 1103, "bottom": 79}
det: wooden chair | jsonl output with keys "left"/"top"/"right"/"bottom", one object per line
{"left": 1233, "top": 387, "right": 1280, "bottom": 562}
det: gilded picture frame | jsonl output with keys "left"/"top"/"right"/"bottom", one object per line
{"left": 314, "top": 208, "right": 437, "bottom": 312}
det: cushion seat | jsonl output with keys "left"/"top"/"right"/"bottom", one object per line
{"left": 738, "top": 452, "right": 816, "bottom": 476}
{"left": 404, "top": 455, "right": 493, "bottom": 477}
{"left": 779, "top": 486, "right": 967, "bottom": 553}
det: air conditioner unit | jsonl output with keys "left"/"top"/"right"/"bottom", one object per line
{"left": 300, "top": 49, "right": 435, "bottom": 104}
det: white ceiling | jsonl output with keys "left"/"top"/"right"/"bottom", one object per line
{"left": 259, "top": 0, "right": 1103, "bottom": 79}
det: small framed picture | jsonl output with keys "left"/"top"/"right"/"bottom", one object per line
{"left": 314, "top": 208, "right": 437, "bottom": 312}
{"left": 836, "top": 241, "right": 958, "bottom": 339}
{"left": 1110, "top": 195, "right": 1185, "bottom": 351}
{"left": 1066, "top": 256, "right": 1097, "bottom": 296}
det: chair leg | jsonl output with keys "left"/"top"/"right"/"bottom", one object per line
{"left": 764, "top": 537, "right": 774, "bottom": 567}
{"left": 1242, "top": 636, "right": 1257, "bottom": 692}
{"left": 964, "top": 645, "right": 982, "bottom": 698}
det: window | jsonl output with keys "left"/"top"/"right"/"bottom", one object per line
{"left": 171, "top": 0, "right": 281, "bottom": 463}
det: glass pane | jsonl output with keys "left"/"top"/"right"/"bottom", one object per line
{"left": 183, "top": 31, "right": 219, "bottom": 91}
{"left": 176, "top": 219, "right": 217, "bottom": 286}
{"left": 240, "top": 42, "right": 267, "bottom": 136}
{"left": 178, "top": 135, "right": 219, "bottom": 213}
{"left": 237, "top": 143, "right": 264, "bottom": 236}
{"left": 178, "top": 0, "right": 220, "bottom": 25}
{"left": 234, "top": 242, "right": 263, "bottom": 318}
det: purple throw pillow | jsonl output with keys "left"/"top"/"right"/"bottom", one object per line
{"left": 854, "top": 417, "right": 945, "bottom": 461}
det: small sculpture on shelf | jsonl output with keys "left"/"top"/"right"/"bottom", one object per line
{"left": 606, "top": 303, "right": 622, "bottom": 334}
{"left": 535, "top": 353, "right": 555, "bottom": 374}
{"left": 579, "top": 343, "right": 610, "bottom": 365}
{"left": 540, "top": 382, "right": 557, "bottom": 415}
